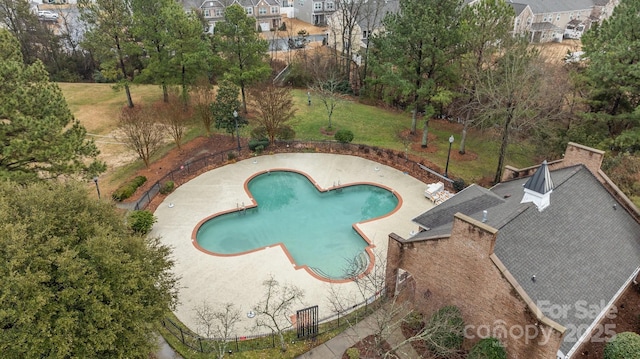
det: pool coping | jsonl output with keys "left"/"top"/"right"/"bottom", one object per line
{"left": 190, "top": 168, "right": 404, "bottom": 284}
{"left": 152, "top": 153, "right": 434, "bottom": 336}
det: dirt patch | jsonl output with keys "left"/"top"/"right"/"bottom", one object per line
{"left": 575, "top": 283, "right": 640, "bottom": 358}
{"left": 534, "top": 39, "right": 583, "bottom": 64}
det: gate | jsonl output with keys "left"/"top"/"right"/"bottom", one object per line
{"left": 296, "top": 305, "right": 319, "bottom": 339}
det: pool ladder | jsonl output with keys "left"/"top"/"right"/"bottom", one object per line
{"left": 237, "top": 202, "right": 247, "bottom": 215}
{"left": 332, "top": 180, "right": 342, "bottom": 192}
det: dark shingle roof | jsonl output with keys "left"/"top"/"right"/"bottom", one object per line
{"left": 509, "top": 2, "right": 529, "bottom": 16}
{"left": 524, "top": 160, "right": 554, "bottom": 194}
{"left": 530, "top": 21, "right": 563, "bottom": 31}
{"left": 514, "top": 0, "right": 595, "bottom": 14}
{"left": 410, "top": 164, "right": 640, "bottom": 354}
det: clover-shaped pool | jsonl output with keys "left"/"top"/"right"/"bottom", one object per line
{"left": 194, "top": 170, "right": 399, "bottom": 279}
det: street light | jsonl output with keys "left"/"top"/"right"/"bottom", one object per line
{"left": 93, "top": 176, "right": 101, "bottom": 199}
{"left": 444, "top": 135, "right": 454, "bottom": 178}
{"left": 232, "top": 110, "right": 241, "bottom": 153}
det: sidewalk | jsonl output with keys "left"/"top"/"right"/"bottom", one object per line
{"left": 154, "top": 334, "right": 182, "bottom": 359}
{"left": 296, "top": 309, "right": 420, "bottom": 359}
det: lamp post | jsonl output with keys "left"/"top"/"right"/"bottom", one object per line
{"left": 444, "top": 135, "right": 454, "bottom": 178}
{"left": 232, "top": 110, "right": 241, "bottom": 153}
{"left": 93, "top": 176, "right": 101, "bottom": 199}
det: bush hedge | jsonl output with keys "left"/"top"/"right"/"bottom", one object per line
{"left": 604, "top": 332, "right": 640, "bottom": 359}
{"left": 335, "top": 129, "right": 354, "bottom": 143}
{"left": 467, "top": 337, "right": 507, "bottom": 359}
{"left": 159, "top": 181, "right": 175, "bottom": 195}
{"left": 112, "top": 175, "right": 147, "bottom": 202}
{"left": 426, "top": 305, "right": 465, "bottom": 357}
{"left": 249, "top": 139, "right": 270, "bottom": 152}
{"left": 128, "top": 210, "right": 157, "bottom": 235}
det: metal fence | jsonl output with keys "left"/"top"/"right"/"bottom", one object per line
{"left": 161, "top": 290, "right": 384, "bottom": 354}
{"left": 132, "top": 150, "right": 235, "bottom": 210}
{"left": 141, "top": 142, "right": 444, "bottom": 353}
{"left": 130, "top": 140, "right": 455, "bottom": 211}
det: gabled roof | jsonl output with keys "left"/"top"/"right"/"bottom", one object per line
{"left": 509, "top": 2, "right": 529, "bottom": 16}
{"left": 411, "top": 164, "right": 640, "bottom": 354}
{"left": 513, "top": 0, "right": 595, "bottom": 14}
{"left": 356, "top": 0, "right": 400, "bottom": 33}
{"left": 530, "top": 21, "right": 563, "bottom": 31}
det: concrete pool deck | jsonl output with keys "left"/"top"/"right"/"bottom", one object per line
{"left": 152, "top": 153, "right": 435, "bottom": 337}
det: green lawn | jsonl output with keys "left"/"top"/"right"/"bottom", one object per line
{"left": 58, "top": 82, "right": 538, "bottom": 189}
{"left": 290, "top": 89, "right": 537, "bottom": 182}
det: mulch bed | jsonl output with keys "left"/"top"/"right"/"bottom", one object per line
{"left": 341, "top": 334, "right": 394, "bottom": 359}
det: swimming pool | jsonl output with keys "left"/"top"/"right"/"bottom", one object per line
{"left": 194, "top": 170, "right": 399, "bottom": 279}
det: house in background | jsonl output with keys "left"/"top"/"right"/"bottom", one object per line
{"left": 198, "top": 0, "right": 281, "bottom": 33}
{"left": 385, "top": 142, "right": 640, "bottom": 358}
{"left": 293, "top": 0, "right": 335, "bottom": 26}
{"left": 326, "top": 0, "right": 398, "bottom": 60}
{"left": 507, "top": 0, "right": 620, "bottom": 42}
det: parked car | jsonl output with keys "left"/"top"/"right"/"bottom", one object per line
{"left": 38, "top": 10, "right": 59, "bottom": 21}
{"left": 287, "top": 38, "right": 307, "bottom": 49}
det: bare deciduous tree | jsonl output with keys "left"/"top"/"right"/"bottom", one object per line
{"left": 193, "top": 301, "right": 242, "bottom": 359}
{"left": 117, "top": 105, "right": 164, "bottom": 167}
{"left": 253, "top": 275, "right": 305, "bottom": 352}
{"left": 157, "top": 92, "right": 192, "bottom": 149}
{"left": 191, "top": 77, "right": 216, "bottom": 135}
{"left": 326, "top": 250, "right": 407, "bottom": 357}
{"left": 309, "top": 72, "right": 345, "bottom": 130}
{"left": 327, "top": 250, "right": 464, "bottom": 358}
{"left": 471, "top": 38, "right": 564, "bottom": 183}
{"left": 248, "top": 83, "right": 297, "bottom": 143}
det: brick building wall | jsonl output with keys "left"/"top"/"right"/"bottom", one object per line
{"left": 502, "top": 142, "right": 605, "bottom": 183}
{"left": 386, "top": 214, "right": 564, "bottom": 358}
{"left": 562, "top": 142, "right": 605, "bottom": 181}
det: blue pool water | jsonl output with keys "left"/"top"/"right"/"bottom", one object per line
{"left": 195, "top": 171, "right": 399, "bottom": 279}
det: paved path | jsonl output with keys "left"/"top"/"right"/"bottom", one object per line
{"left": 297, "top": 306, "right": 420, "bottom": 359}
{"left": 155, "top": 334, "right": 182, "bottom": 359}
{"left": 151, "top": 153, "right": 434, "bottom": 337}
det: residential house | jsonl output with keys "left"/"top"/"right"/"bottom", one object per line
{"left": 294, "top": 0, "right": 336, "bottom": 26}
{"left": 326, "top": 0, "right": 399, "bottom": 59}
{"left": 385, "top": 142, "right": 640, "bottom": 358}
{"left": 199, "top": 0, "right": 281, "bottom": 33}
{"left": 506, "top": 0, "right": 620, "bottom": 42}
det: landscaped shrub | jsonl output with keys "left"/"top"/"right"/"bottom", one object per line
{"left": 227, "top": 151, "right": 237, "bottom": 161}
{"left": 453, "top": 178, "right": 466, "bottom": 192}
{"left": 604, "top": 332, "right": 640, "bottom": 359}
{"left": 250, "top": 126, "right": 268, "bottom": 139}
{"left": 346, "top": 347, "right": 360, "bottom": 359}
{"left": 159, "top": 180, "right": 174, "bottom": 195}
{"left": 276, "top": 125, "right": 296, "bottom": 140}
{"left": 425, "top": 305, "right": 465, "bottom": 357}
{"left": 284, "top": 62, "right": 313, "bottom": 87}
{"left": 467, "top": 337, "right": 507, "bottom": 359}
{"left": 405, "top": 311, "right": 425, "bottom": 332}
{"left": 249, "top": 138, "right": 270, "bottom": 152}
{"left": 112, "top": 175, "right": 147, "bottom": 201}
{"left": 335, "top": 129, "right": 354, "bottom": 143}
{"left": 128, "top": 210, "right": 157, "bottom": 235}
